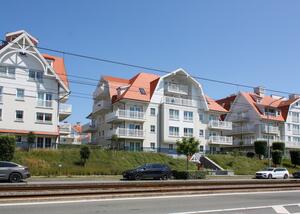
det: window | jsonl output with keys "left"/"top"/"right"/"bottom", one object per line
{"left": 184, "top": 128, "right": 193, "bottom": 137}
{"left": 199, "top": 129, "right": 204, "bottom": 137}
{"left": 199, "top": 145, "right": 204, "bottom": 152}
{"left": 199, "top": 113, "right": 204, "bottom": 122}
{"left": 150, "top": 108, "right": 156, "bottom": 116}
{"left": 150, "top": 142, "right": 155, "bottom": 150}
{"left": 45, "top": 138, "right": 51, "bottom": 148}
{"left": 29, "top": 69, "right": 43, "bottom": 81}
{"left": 37, "top": 92, "right": 52, "bottom": 107}
{"left": 184, "top": 111, "right": 193, "bottom": 121}
{"left": 169, "top": 126, "right": 179, "bottom": 136}
{"left": 15, "top": 110, "right": 23, "bottom": 121}
{"left": 0, "top": 162, "right": 18, "bottom": 167}
{"left": 0, "top": 66, "right": 15, "bottom": 78}
{"left": 16, "top": 89, "right": 24, "bottom": 100}
{"left": 37, "top": 137, "right": 43, "bottom": 148}
{"left": 169, "top": 144, "right": 174, "bottom": 150}
{"left": 150, "top": 125, "right": 155, "bottom": 133}
{"left": 139, "top": 88, "right": 146, "bottom": 95}
{"left": 288, "top": 124, "right": 291, "bottom": 131}
{"left": 169, "top": 109, "right": 179, "bottom": 120}
{"left": 36, "top": 113, "right": 52, "bottom": 123}
{"left": 0, "top": 109, "right": 2, "bottom": 120}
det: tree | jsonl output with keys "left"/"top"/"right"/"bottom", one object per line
{"left": 254, "top": 140, "right": 267, "bottom": 160}
{"left": 272, "top": 150, "right": 283, "bottom": 167}
{"left": 111, "top": 134, "right": 119, "bottom": 150}
{"left": 272, "top": 142, "right": 285, "bottom": 152}
{"left": 27, "top": 132, "right": 36, "bottom": 151}
{"left": 290, "top": 150, "right": 300, "bottom": 168}
{"left": 80, "top": 146, "right": 91, "bottom": 166}
{"left": 176, "top": 137, "right": 199, "bottom": 170}
{"left": 0, "top": 136, "right": 16, "bottom": 161}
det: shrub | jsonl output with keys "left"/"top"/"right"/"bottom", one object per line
{"left": 172, "top": 170, "right": 206, "bottom": 179}
{"left": 246, "top": 152, "right": 255, "bottom": 158}
{"left": 272, "top": 150, "right": 283, "bottom": 166}
{"left": 290, "top": 150, "right": 300, "bottom": 168}
{"left": 0, "top": 136, "right": 16, "bottom": 161}
{"left": 80, "top": 146, "right": 91, "bottom": 166}
{"left": 254, "top": 141, "right": 267, "bottom": 159}
{"left": 272, "top": 142, "right": 285, "bottom": 152}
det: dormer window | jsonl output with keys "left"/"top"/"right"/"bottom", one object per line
{"left": 139, "top": 88, "right": 146, "bottom": 95}
{"left": 46, "top": 59, "right": 53, "bottom": 67}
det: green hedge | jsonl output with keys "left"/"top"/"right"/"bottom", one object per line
{"left": 172, "top": 170, "right": 206, "bottom": 179}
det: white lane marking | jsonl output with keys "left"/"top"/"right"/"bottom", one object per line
{"left": 273, "top": 205, "right": 290, "bottom": 214}
{"left": 169, "top": 204, "right": 300, "bottom": 214}
{"left": 0, "top": 190, "right": 300, "bottom": 207}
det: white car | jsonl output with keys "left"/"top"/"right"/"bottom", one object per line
{"left": 255, "top": 168, "right": 289, "bottom": 179}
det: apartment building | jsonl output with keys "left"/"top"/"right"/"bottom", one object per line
{"left": 59, "top": 123, "right": 91, "bottom": 145}
{"left": 0, "top": 30, "right": 72, "bottom": 148}
{"left": 83, "top": 69, "right": 232, "bottom": 153}
{"left": 217, "top": 87, "right": 300, "bottom": 150}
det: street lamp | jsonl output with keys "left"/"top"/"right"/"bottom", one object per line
{"left": 267, "top": 97, "right": 284, "bottom": 167}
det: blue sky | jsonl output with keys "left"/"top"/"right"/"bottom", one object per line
{"left": 1, "top": 0, "right": 300, "bottom": 124}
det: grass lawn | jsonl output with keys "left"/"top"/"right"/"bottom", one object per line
{"left": 13, "top": 148, "right": 193, "bottom": 176}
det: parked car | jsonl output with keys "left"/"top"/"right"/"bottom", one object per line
{"left": 255, "top": 167, "right": 289, "bottom": 179}
{"left": 292, "top": 171, "right": 300, "bottom": 178}
{"left": 0, "top": 161, "right": 30, "bottom": 183}
{"left": 122, "top": 163, "right": 172, "bottom": 180}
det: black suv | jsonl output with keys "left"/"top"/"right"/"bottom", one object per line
{"left": 122, "top": 163, "right": 172, "bottom": 180}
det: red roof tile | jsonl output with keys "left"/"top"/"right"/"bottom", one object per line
{"left": 206, "top": 96, "right": 228, "bottom": 113}
{"left": 216, "top": 95, "right": 237, "bottom": 111}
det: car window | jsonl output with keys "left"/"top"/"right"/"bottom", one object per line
{"left": 263, "top": 168, "right": 274, "bottom": 171}
{"left": 152, "top": 164, "right": 163, "bottom": 169}
{"left": 0, "top": 162, "right": 18, "bottom": 167}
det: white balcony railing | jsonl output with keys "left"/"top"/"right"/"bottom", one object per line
{"left": 105, "top": 110, "right": 145, "bottom": 122}
{"left": 167, "top": 83, "right": 189, "bottom": 95}
{"left": 59, "top": 103, "right": 72, "bottom": 114}
{"left": 37, "top": 100, "right": 52, "bottom": 108}
{"left": 107, "top": 128, "right": 145, "bottom": 139}
{"left": 286, "top": 141, "right": 300, "bottom": 149}
{"left": 209, "top": 136, "right": 233, "bottom": 145}
{"left": 59, "top": 123, "right": 71, "bottom": 134}
{"left": 164, "top": 96, "right": 197, "bottom": 107}
{"left": 262, "top": 125, "right": 279, "bottom": 134}
{"left": 208, "top": 120, "right": 232, "bottom": 130}
{"left": 93, "top": 100, "right": 111, "bottom": 113}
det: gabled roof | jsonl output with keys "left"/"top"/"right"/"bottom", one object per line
{"left": 216, "top": 94, "right": 237, "bottom": 111}
{"left": 5, "top": 30, "right": 39, "bottom": 45}
{"left": 205, "top": 96, "right": 228, "bottom": 113}
{"left": 42, "top": 54, "right": 69, "bottom": 88}
{"left": 104, "top": 72, "right": 160, "bottom": 103}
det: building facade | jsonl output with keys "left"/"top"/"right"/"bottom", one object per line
{"left": 217, "top": 87, "right": 300, "bottom": 150}
{"left": 0, "top": 30, "right": 72, "bottom": 148}
{"left": 84, "top": 69, "right": 232, "bottom": 153}
{"left": 60, "top": 122, "right": 91, "bottom": 145}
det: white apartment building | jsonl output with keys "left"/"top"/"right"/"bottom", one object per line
{"left": 84, "top": 69, "right": 232, "bottom": 154}
{"left": 217, "top": 87, "right": 300, "bottom": 150}
{"left": 0, "top": 30, "right": 72, "bottom": 148}
{"left": 60, "top": 122, "right": 91, "bottom": 145}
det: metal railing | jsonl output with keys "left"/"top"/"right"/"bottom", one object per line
{"left": 262, "top": 125, "right": 279, "bottom": 134}
{"left": 164, "top": 96, "right": 197, "bottom": 107}
{"left": 37, "top": 100, "right": 52, "bottom": 108}
{"left": 105, "top": 110, "right": 145, "bottom": 122}
{"left": 208, "top": 120, "right": 232, "bottom": 130}
{"left": 107, "top": 128, "right": 145, "bottom": 138}
{"left": 59, "top": 103, "right": 72, "bottom": 114}
{"left": 208, "top": 136, "right": 233, "bottom": 145}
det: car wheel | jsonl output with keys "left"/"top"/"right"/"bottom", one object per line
{"left": 161, "top": 174, "right": 168, "bottom": 180}
{"left": 284, "top": 174, "right": 288, "bottom": 179}
{"left": 135, "top": 174, "right": 141, "bottom": 180}
{"left": 268, "top": 174, "right": 272, "bottom": 179}
{"left": 9, "top": 173, "right": 22, "bottom": 183}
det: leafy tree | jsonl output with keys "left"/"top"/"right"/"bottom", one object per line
{"left": 0, "top": 136, "right": 16, "bottom": 161}
{"left": 272, "top": 150, "right": 283, "bottom": 167}
{"left": 290, "top": 150, "right": 300, "bottom": 168}
{"left": 27, "top": 131, "right": 36, "bottom": 151}
{"left": 254, "top": 140, "right": 267, "bottom": 160}
{"left": 272, "top": 142, "right": 285, "bottom": 152}
{"left": 80, "top": 146, "right": 91, "bottom": 166}
{"left": 176, "top": 137, "right": 199, "bottom": 170}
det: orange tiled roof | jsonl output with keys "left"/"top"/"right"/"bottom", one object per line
{"left": 216, "top": 94, "right": 237, "bottom": 111}
{"left": 205, "top": 96, "right": 228, "bottom": 113}
{"left": 72, "top": 124, "right": 82, "bottom": 133}
{"left": 42, "top": 54, "right": 69, "bottom": 88}
{"left": 104, "top": 73, "right": 160, "bottom": 103}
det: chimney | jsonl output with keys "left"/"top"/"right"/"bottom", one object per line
{"left": 254, "top": 86, "right": 265, "bottom": 97}
{"left": 289, "top": 94, "right": 300, "bottom": 99}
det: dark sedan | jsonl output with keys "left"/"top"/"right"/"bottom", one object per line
{"left": 292, "top": 171, "right": 300, "bottom": 178}
{"left": 123, "top": 163, "right": 172, "bottom": 180}
{"left": 0, "top": 161, "right": 30, "bottom": 183}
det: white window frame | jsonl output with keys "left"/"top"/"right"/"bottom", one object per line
{"left": 169, "top": 109, "right": 179, "bottom": 120}
{"left": 15, "top": 110, "right": 24, "bottom": 122}
{"left": 150, "top": 125, "right": 155, "bottom": 133}
{"left": 36, "top": 112, "right": 52, "bottom": 124}
{"left": 0, "top": 108, "right": 2, "bottom": 120}
{"left": 16, "top": 88, "right": 25, "bottom": 101}
{"left": 184, "top": 128, "right": 193, "bottom": 137}
{"left": 0, "top": 66, "right": 15, "bottom": 78}
{"left": 150, "top": 108, "right": 156, "bottom": 116}
{"left": 169, "top": 126, "right": 179, "bottom": 136}
{"left": 150, "top": 142, "right": 155, "bottom": 150}
{"left": 184, "top": 111, "right": 193, "bottom": 121}
{"left": 199, "top": 129, "right": 204, "bottom": 137}
{"left": 29, "top": 69, "right": 43, "bottom": 82}
{"left": 37, "top": 92, "right": 53, "bottom": 108}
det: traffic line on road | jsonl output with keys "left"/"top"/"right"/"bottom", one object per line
{"left": 0, "top": 190, "right": 300, "bottom": 207}
{"left": 169, "top": 204, "right": 300, "bottom": 214}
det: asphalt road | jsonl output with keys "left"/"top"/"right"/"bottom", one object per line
{"left": 1, "top": 190, "right": 300, "bottom": 214}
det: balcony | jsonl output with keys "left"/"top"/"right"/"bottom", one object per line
{"left": 59, "top": 123, "right": 71, "bottom": 135}
{"left": 93, "top": 100, "right": 111, "bottom": 113}
{"left": 208, "top": 120, "right": 232, "bottom": 130}
{"left": 59, "top": 103, "right": 72, "bottom": 121}
{"left": 167, "top": 82, "right": 189, "bottom": 95}
{"left": 230, "top": 125, "right": 256, "bottom": 135}
{"left": 285, "top": 141, "right": 300, "bottom": 149}
{"left": 293, "top": 129, "right": 300, "bottom": 135}
{"left": 261, "top": 125, "right": 279, "bottom": 134}
{"left": 105, "top": 110, "right": 145, "bottom": 123}
{"left": 164, "top": 96, "right": 197, "bottom": 107}
{"left": 37, "top": 100, "right": 52, "bottom": 108}
{"left": 106, "top": 128, "right": 145, "bottom": 139}
{"left": 82, "top": 122, "right": 97, "bottom": 133}
{"left": 208, "top": 136, "right": 233, "bottom": 145}
{"left": 231, "top": 112, "right": 249, "bottom": 122}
